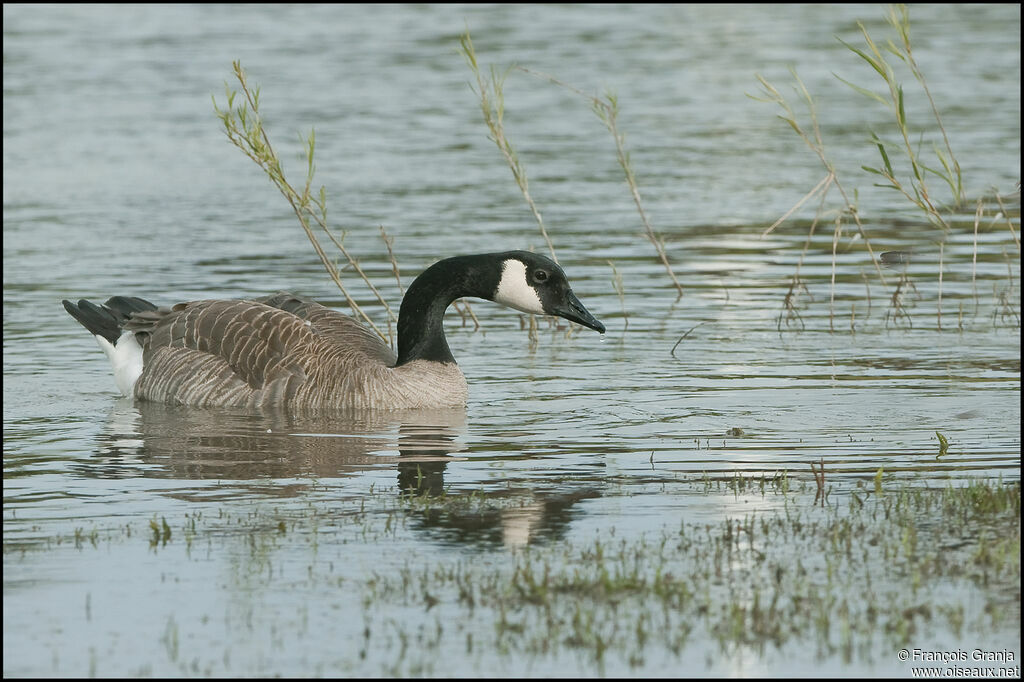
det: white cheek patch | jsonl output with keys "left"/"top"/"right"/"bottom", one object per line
{"left": 95, "top": 330, "right": 144, "bottom": 397}
{"left": 494, "top": 259, "right": 545, "bottom": 315}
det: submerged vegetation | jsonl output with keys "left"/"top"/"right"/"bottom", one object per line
{"left": 5, "top": 476, "right": 1019, "bottom": 675}
{"left": 365, "top": 480, "right": 1020, "bottom": 675}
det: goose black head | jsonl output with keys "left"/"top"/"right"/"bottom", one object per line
{"left": 491, "top": 251, "right": 605, "bottom": 334}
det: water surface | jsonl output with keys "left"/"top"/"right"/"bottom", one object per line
{"left": 3, "top": 3, "right": 1020, "bottom": 677}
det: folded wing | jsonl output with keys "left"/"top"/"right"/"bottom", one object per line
{"left": 124, "top": 293, "right": 395, "bottom": 407}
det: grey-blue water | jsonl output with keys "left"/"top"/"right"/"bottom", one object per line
{"left": 3, "top": 4, "right": 1020, "bottom": 677}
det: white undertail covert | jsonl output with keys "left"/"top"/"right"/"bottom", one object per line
{"left": 95, "top": 330, "right": 144, "bottom": 397}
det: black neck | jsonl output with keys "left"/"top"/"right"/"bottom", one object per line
{"left": 395, "top": 254, "right": 503, "bottom": 366}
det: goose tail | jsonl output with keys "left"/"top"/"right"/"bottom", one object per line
{"left": 62, "top": 296, "right": 157, "bottom": 397}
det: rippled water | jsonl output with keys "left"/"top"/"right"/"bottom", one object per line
{"left": 3, "top": 3, "right": 1020, "bottom": 677}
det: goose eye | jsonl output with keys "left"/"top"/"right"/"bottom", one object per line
{"left": 532, "top": 269, "right": 549, "bottom": 283}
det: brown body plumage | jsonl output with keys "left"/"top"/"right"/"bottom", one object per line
{"left": 125, "top": 294, "right": 468, "bottom": 409}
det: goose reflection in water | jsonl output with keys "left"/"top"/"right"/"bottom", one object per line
{"left": 84, "top": 401, "right": 599, "bottom": 548}
{"left": 89, "top": 400, "right": 466, "bottom": 484}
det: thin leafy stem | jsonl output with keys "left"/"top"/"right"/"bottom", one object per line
{"left": 752, "top": 72, "right": 887, "bottom": 288}
{"left": 886, "top": 4, "right": 963, "bottom": 205}
{"left": 607, "top": 260, "right": 628, "bottom": 332}
{"left": 379, "top": 225, "right": 404, "bottom": 295}
{"left": 213, "top": 61, "right": 392, "bottom": 343}
{"left": 515, "top": 65, "right": 684, "bottom": 298}
{"left": 838, "top": 7, "right": 961, "bottom": 230}
{"left": 763, "top": 173, "right": 833, "bottom": 238}
{"left": 459, "top": 30, "right": 558, "bottom": 264}
{"left": 992, "top": 190, "right": 1020, "bottom": 256}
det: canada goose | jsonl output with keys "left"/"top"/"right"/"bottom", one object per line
{"left": 62, "top": 251, "right": 605, "bottom": 410}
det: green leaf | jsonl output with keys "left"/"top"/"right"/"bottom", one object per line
{"left": 884, "top": 39, "right": 908, "bottom": 62}
{"left": 858, "top": 22, "right": 890, "bottom": 70}
{"left": 918, "top": 161, "right": 947, "bottom": 179}
{"left": 921, "top": 161, "right": 959, "bottom": 199}
{"left": 878, "top": 146, "right": 893, "bottom": 176}
{"left": 872, "top": 133, "right": 894, "bottom": 177}
{"left": 934, "top": 145, "right": 953, "bottom": 176}
{"left": 837, "top": 37, "right": 888, "bottom": 80}
{"left": 936, "top": 431, "right": 949, "bottom": 457}
{"left": 833, "top": 73, "right": 888, "bottom": 105}
{"left": 777, "top": 115, "right": 802, "bottom": 136}
{"left": 896, "top": 84, "right": 906, "bottom": 128}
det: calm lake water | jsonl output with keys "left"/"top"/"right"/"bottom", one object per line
{"left": 3, "top": 3, "right": 1020, "bottom": 677}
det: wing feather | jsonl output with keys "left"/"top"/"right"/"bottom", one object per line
{"left": 126, "top": 294, "right": 395, "bottom": 407}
